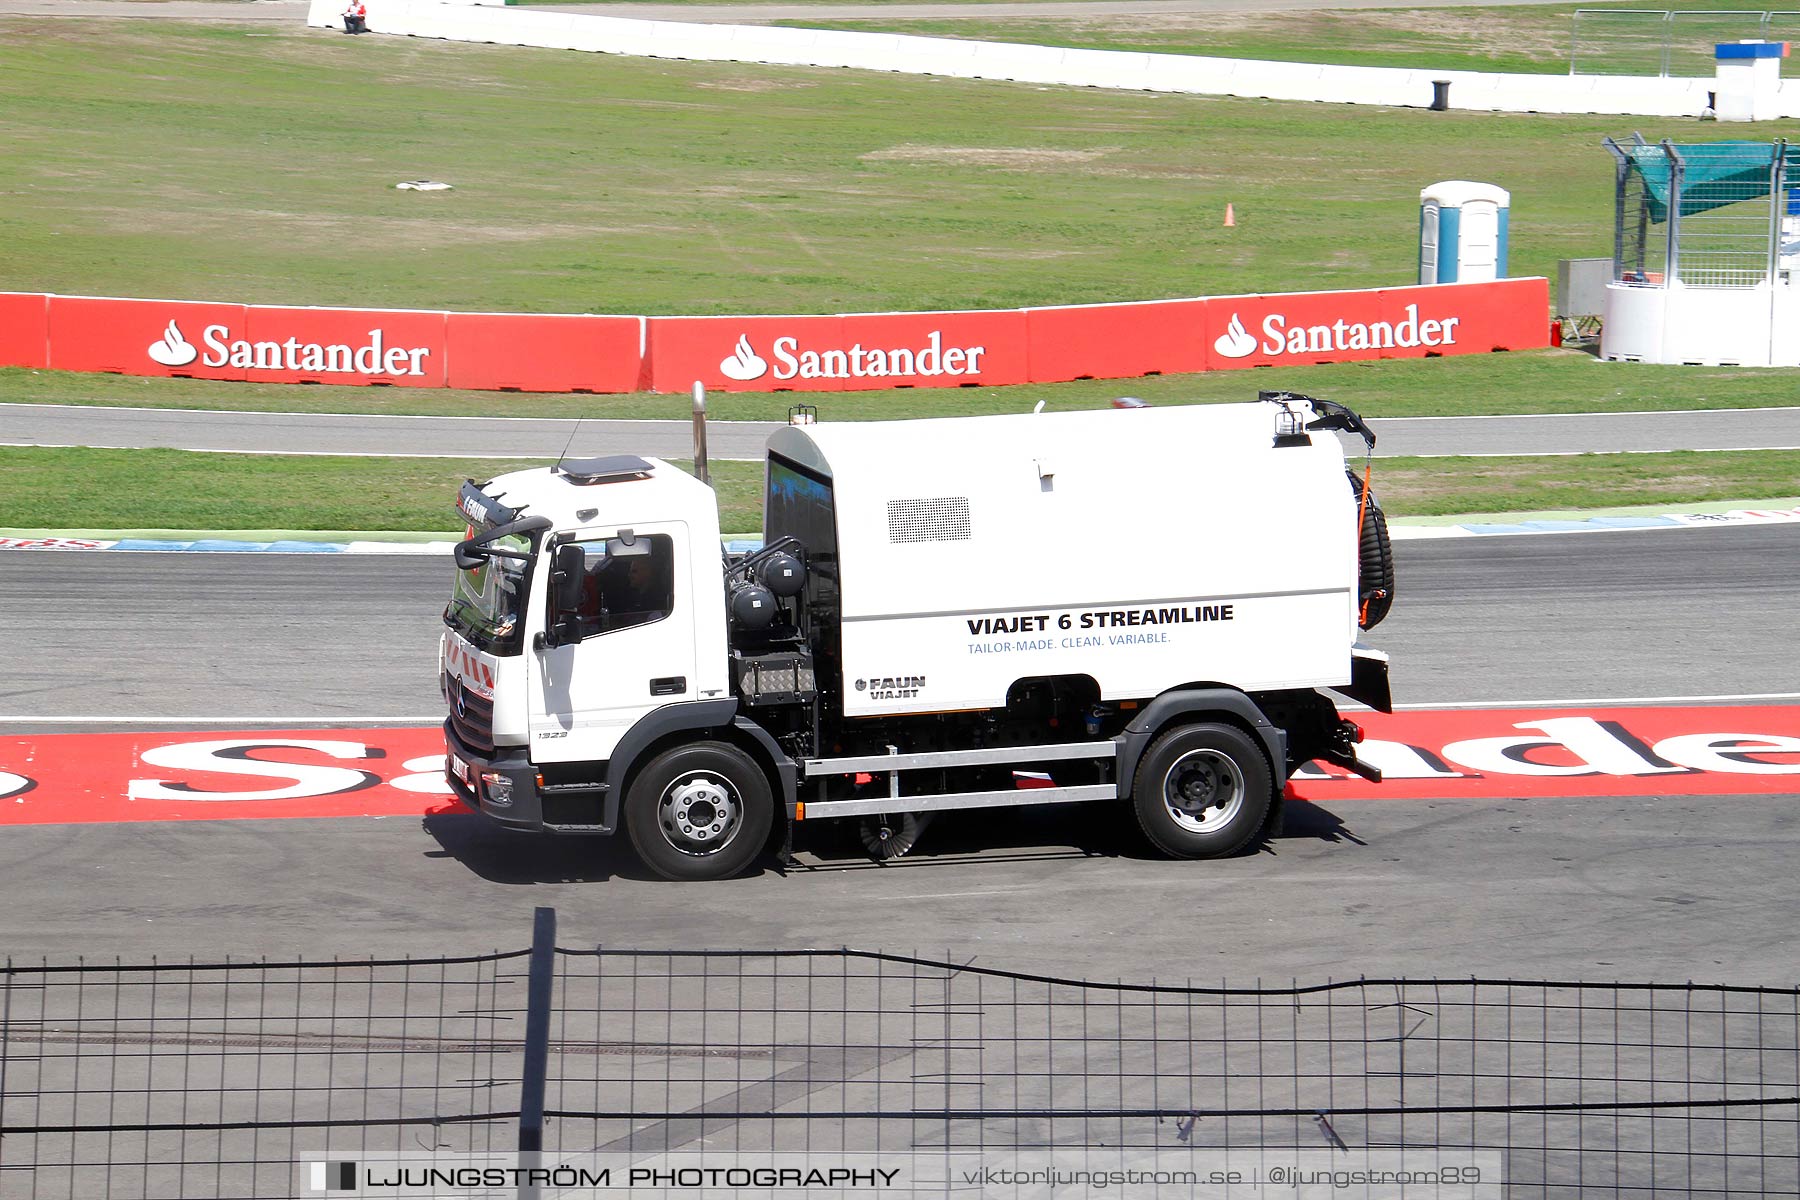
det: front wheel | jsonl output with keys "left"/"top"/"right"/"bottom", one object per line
{"left": 1131, "top": 723, "right": 1272, "bottom": 859}
{"left": 625, "top": 742, "right": 774, "bottom": 881}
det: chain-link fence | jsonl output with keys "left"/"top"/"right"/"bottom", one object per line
{"left": 1606, "top": 135, "right": 1795, "bottom": 290}
{"left": 5, "top": 914, "right": 1799, "bottom": 1198}
{"left": 1571, "top": 10, "right": 1800, "bottom": 77}
{"left": 1, "top": 951, "right": 526, "bottom": 1198}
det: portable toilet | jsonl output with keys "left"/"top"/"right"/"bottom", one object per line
{"left": 1419, "top": 181, "right": 1510, "bottom": 284}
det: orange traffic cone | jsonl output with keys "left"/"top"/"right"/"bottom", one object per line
{"left": 1224, "top": 203, "right": 1236, "bottom": 228}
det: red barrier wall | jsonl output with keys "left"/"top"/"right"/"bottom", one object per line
{"left": 1024, "top": 298, "right": 1208, "bottom": 383}
{"left": 648, "top": 314, "right": 844, "bottom": 393}
{"left": 446, "top": 313, "right": 643, "bottom": 393}
{"left": 1200, "top": 278, "right": 1550, "bottom": 372}
{"left": 48, "top": 296, "right": 250, "bottom": 381}
{"left": 25, "top": 279, "right": 1551, "bottom": 395}
{"left": 649, "top": 309, "right": 1030, "bottom": 392}
{"left": 0, "top": 293, "right": 49, "bottom": 369}
{"left": 240, "top": 306, "right": 448, "bottom": 387}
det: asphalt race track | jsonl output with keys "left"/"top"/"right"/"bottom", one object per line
{"left": 1, "top": 523, "right": 1795, "bottom": 989}
{"left": 6, "top": 403, "right": 1800, "bottom": 462}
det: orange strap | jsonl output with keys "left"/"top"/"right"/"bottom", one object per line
{"left": 1355, "top": 457, "right": 1374, "bottom": 627}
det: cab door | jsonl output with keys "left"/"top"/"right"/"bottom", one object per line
{"left": 527, "top": 523, "right": 697, "bottom": 764}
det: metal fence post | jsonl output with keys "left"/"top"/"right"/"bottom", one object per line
{"left": 1769, "top": 140, "right": 1789, "bottom": 286}
{"left": 1605, "top": 138, "right": 1630, "bottom": 281}
{"left": 1663, "top": 141, "right": 1685, "bottom": 285}
{"left": 518, "top": 907, "right": 556, "bottom": 1200}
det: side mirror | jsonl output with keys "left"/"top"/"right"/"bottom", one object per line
{"left": 552, "top": 542, "right": 588, "bottom": 614}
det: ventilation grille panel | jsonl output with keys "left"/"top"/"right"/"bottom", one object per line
{"left": 886, "top": 497, "right": 971, "bottom": 543}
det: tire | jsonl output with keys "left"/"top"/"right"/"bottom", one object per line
{"left": 625, "top": 741, "right": 774, "bottom": 881}
{"left": 1347, "top": 471, "right": 1395, "bottom": 630}
{"left": 1130, "top": 723, "right": 1273, "bottom": 859}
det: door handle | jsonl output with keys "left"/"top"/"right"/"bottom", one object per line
{"left": 650, "top": 676, "right": 687, "bottom": 696}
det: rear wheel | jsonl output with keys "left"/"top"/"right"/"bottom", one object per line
{"left": 1131, "top": 723, "right": 1272, "bottom": 858}
{"left": 625, "top": 742, "right": 773, "bottom": 881}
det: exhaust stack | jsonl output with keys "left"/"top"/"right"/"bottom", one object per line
{"left": 691, "top": 381, "right": 710, "bottom": 485}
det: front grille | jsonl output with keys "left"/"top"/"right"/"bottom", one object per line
{"left": 445, "top": 672, "right": 495, "bottom": 753}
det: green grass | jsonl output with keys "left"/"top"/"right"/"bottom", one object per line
{"left": 1374, "top": 450, "right": 1800, "bottom": 514}
{"left": 9, "top": 351, "right": 1800, "bottom": 422}
{"left": 0, "top": 445, "right": 1793, "bottom": 535}
{"left": 4, "top": 19, "right": 1787, "bottom": 324}
{"left": 0, "top": 447, "right": 769, "bottom": 535}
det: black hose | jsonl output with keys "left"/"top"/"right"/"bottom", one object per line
{"left": 1347, "top": 470, "right": 1395, "bottom": 630}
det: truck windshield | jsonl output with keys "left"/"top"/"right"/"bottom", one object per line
{"left": 444, "top": 530, "right": 535, "bottom": 654}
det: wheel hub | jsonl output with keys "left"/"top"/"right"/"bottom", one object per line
{"left": 1162, "top": 750, "right": 1245, "bottom": 834}
{"left": 661, "top": 774, "right": 740, "bottom": 849}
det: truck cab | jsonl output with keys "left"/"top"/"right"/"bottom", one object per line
{"left": 442, "top": 456, "right": 736, "bottom": 835}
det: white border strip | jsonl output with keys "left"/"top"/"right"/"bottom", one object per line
{"left": 302, "top": 0, "right": 1796, "bottom": 118}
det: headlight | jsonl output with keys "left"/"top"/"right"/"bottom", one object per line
{"left": 481, "top": 771, "right": 514, "bottom": 807}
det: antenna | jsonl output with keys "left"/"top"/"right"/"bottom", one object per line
{"left": 555, "top": 416, "right": 584, "bottom": 471}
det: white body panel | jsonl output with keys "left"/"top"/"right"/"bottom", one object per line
{"left": 768, "top": 403, "right": 1360, "bottom": 717}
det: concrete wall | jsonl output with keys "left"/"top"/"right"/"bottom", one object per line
{"left": 306, "top": 0, "right": 1796, "bottom": 117}
{"left": 1602, "top": 282, "right": 1799, "bottom": 367}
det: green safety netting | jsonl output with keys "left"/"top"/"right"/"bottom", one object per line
{"left": 1619, "top": 141, "right": 1781, "bottom": 223}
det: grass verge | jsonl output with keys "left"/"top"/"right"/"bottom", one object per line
{"left": 0, "top": 448, "right": 767, "bottom": 537}
{"left": 4, "top": 20, "right": 1790, "bottom": 320}
{"left": 9, "top": 353, "right": 1800, "bottom": 423}
{"left": 0, "top": 446, "right": 1793, "bottom": 537}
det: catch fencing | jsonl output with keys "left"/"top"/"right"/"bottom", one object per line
{"left": 1571, "top": 9, "right": 1800, "bottom": 77}
{"left": 3, "top": 909, "right": 1798, "bottom": 1197}
{"left": 1607, "top": 136, "right": 1796, "bottom": 290}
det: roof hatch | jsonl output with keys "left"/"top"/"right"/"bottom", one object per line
{"left": 554, "top": 455, "right": 655, "bottom": 485}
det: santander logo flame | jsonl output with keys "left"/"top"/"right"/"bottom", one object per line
{"left": 147, "top": 320, "right": 199, "bottom": 367}
{"left": 1213, "top": 313, "right": 1258, "bottom": 360}
{"left": 719, "top": 335, "right": 769, "bottom": 382}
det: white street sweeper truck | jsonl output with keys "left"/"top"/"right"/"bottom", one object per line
{"left": 440, "top": 393, "right": 1394, "bottom": 880}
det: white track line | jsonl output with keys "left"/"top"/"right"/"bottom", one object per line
{"left": 10, "top": 401, "right": 1797, "bottom": 423}
{"left": 0, "top": 402, "right": 776, "bottom": 427}
{"left": 1370, "top": 406, "right": 1800, "bottom": 422}
{"left": 1387, "top": 446, "right": 1800, "bottom": 458}
{"left": 0, "top": 441, "right": 758, "bottom": 462}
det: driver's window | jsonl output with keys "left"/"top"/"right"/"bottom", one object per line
{"left": 571, "top": 534, "right": 675, "bottom": 638}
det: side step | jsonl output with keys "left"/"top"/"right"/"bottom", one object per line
{"left": 799, "top": 740, "right": 1118, "bottom": 821}
{"left": 800, "top": 784, "right": 1115, "bottom": 821}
